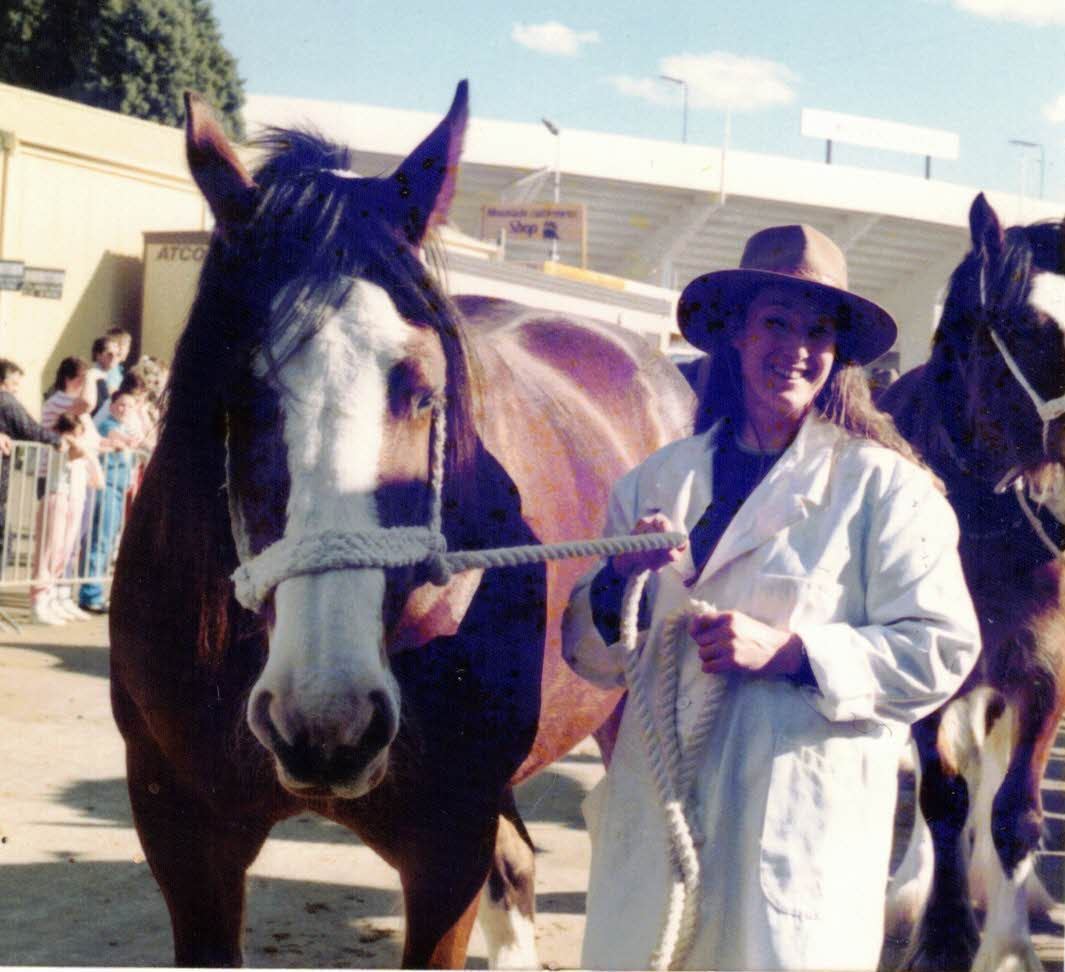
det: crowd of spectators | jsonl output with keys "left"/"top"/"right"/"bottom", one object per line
{"left": 0, "top": 327, "right": 169, "bottom": 624}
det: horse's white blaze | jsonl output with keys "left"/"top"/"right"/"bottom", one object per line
{"left": 248, "top": 281, "right": 416, "bottom": 788}
{"left": 477, "top": 890, "right": 540, "bottom": 970}
{"left": 1030, "top": 272, "right": 1065, "bottom": 331}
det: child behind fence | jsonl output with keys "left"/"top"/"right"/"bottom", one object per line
{"left": 77, "top": 391, "right": 137, "bottom": 613}
{"left": 30, "top": 414, "right": 103, "bottom": 625}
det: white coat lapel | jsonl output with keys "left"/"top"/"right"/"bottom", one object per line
{"left": 696, "top": 417, "right": 839, "bottom": 584}
{"left": 658, "top": 426, "right": 718, "bottom": 585}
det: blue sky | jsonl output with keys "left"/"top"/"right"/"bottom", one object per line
{"left": 213, "top": 0, "right": 1065, "bottom": 200}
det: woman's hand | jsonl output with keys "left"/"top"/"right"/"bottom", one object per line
{"left": 610, "top": 512, "right": 688, "bottom": 578}
{"left": 689, "top": 607, "right": 804, "bottom": 677}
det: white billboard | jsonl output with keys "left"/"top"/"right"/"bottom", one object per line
{"left": 801, "top": 108, "right": 959, "bottom": 161}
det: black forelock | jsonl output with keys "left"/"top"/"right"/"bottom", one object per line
{"left": 155, "top": 124, "right": 483, "bottom": 638}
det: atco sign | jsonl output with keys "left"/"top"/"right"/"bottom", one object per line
{"left": 481, "top": 203, "right": 586, "bottom": 246}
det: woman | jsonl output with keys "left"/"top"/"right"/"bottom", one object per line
{"left": 562, "top": 225, "right": 980, "bottom": 971}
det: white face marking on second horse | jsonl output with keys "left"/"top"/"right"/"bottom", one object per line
{"left": 246, "top": 279, "right": 417, "bottom": 797}
{"left": 1029, "top": 272, "right": 1065, "bottom": 334}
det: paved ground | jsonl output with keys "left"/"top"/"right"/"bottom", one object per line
{"left": 0, "top": 596, "right": 1060, "bottom": 969}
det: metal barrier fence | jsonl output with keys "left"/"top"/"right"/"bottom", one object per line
{"left": 0, "top": 439, "right": 152, "bottom": 631}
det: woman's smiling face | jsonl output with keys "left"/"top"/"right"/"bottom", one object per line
{"left": 732, "top": 285, "right": 837, "bottom": 447}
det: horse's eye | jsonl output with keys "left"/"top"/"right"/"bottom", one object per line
{"left": 414, "top": 391, "right": 435, "bottom": 414}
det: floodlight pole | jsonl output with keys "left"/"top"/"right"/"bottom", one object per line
{"left": 659, "top": 75, "right": 688, "bottom": 143}
{"left": 542, "top": 117, "right": 561, "bottom": 262}
{"left": 1009, "top": 138, "right": 1045, "bottom": 201}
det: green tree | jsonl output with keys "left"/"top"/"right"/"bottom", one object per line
{"left": 0, "top": 0, "right": 244, "bottom": 139}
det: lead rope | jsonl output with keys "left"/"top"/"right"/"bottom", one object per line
{"left": 619, "top": 571, "right": 726, "bottom": 970}
{"left": 231, "top": 406, "right": 688, "bottom": 611}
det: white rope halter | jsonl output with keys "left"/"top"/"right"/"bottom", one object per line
{"left": 987, "top": 328, "right": 1065, "bottom": 424}
{"left": 982, "top": 329, "right": 1065, "bottom": 558}
{"left": 229, "top": 405, "right": 688, "bottom": 610}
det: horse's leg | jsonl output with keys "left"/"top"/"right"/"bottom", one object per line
{"left": 900, "top": 709, "right": 981, "bottom": 972}
{"left": 972, "top": 663, "right": 1065, "bottom": 972}
{"left": 968, "top": 696, "right": 1009, "bottom": 916}
{"left": 886, "top": 738, "right": 935, "bottom": 939}
{"left": 968, "top": 706, "right": 1040, "bottom": 972}
{"left": 398, "top": 812, "right": 499, "bottom": 968}
{"left": 124, "top": 733, "right": 272, "bottom": 967}
{"left": 478, "top": 789, "right": 539, "bottom": 969}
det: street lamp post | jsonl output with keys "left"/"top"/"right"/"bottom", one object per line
{"left": 659, "top": 74, "right": 688, "bottom": 143}
{"left": 542, "top": 117, "right": 561, "bottom": 262}
{"left": 1009, "top": 138, "right": 1046, "bottom": 203}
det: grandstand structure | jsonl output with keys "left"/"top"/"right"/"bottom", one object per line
{"left": 247, "top": 93, "right": 1064, "bottom": 370}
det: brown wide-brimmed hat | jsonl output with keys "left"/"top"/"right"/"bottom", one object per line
{"left": 677, "top": 224, "right": 897, "bottom": 365}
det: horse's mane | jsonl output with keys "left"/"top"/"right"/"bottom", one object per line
{"left": 149, "top": 127, "right": 480, "bottom": 667}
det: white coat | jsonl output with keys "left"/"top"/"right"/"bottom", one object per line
{"left": 562, "top": 416, "right": 980, "bottom": 971}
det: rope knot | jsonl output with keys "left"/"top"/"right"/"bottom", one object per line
{"left": 422, "top": 533, "right": 452, "bottom": 586}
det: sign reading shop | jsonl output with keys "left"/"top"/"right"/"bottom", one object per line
{"left": 481, "top": 202, "right": 585, "bottom": 245}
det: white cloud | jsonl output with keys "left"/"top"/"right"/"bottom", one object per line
{"left": 1045, "top": 92, "right": 1065, "bottom": 123}
{"left": 609, "top": 75, "right": 677, "bottom": 107}
{"left": 609, "top": 51, "right": 798, "bottom": 113}
{"left": 511, "top": 21, "right": 600, "bottom": 57}
{"left": 952, "top": 0, "right": 1065, "bottom": 25}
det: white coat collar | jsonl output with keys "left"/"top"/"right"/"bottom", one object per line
{"left": 692, "top": 414, "right": 842, "bottom": 584}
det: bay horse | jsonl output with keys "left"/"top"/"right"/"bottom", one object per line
{"left": 108, "top": 82, "right": 693, "bottom": 967}
{"left": 879, "top": 193, "right": 1065, "bottom": 971}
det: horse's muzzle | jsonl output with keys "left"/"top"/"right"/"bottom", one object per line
{"left": 251, "top": 690, "right": 397, "bottom": 797}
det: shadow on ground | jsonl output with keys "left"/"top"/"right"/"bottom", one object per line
{"left": 0, "top": 637, "right": 110, "bottom": 681}
{"left": 0, "top": 858, "right": 407, "bottom": 968}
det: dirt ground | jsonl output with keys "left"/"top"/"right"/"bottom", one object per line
{"left": 0, "top": 602, "right": 1061, "bottom": 969}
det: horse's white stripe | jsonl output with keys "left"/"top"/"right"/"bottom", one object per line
{"left": 247, "top": 280, "right": 411, "bottom": 796}
{"left": 1030, "top": 272, "right": 1065, "bottom": 331}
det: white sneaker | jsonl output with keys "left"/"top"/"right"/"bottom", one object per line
{"left": 54, "top": 595, "right": 90, "bottom": 622}
{"left": 30, "top": 595, "right": 67, "bottom": 626}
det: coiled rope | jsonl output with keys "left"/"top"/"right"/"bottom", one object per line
{"left": 619, "top": 572, "right": 726, "bottom": 970}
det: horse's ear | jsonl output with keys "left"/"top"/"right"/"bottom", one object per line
{"left": 184, "top": 91, "right": 257, "bottom": 230}
{"left": 969, "top": 192, "right": 1004, "bottom": 259}
{"left": 389, "top": 80, "right": 469, "bottom": 247}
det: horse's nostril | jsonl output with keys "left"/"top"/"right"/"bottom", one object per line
{"left": 265, "top": 692, "right": 396, "bottom": 791}
{"left": 368, "top": 690, "right": 398, "bottom": 745}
